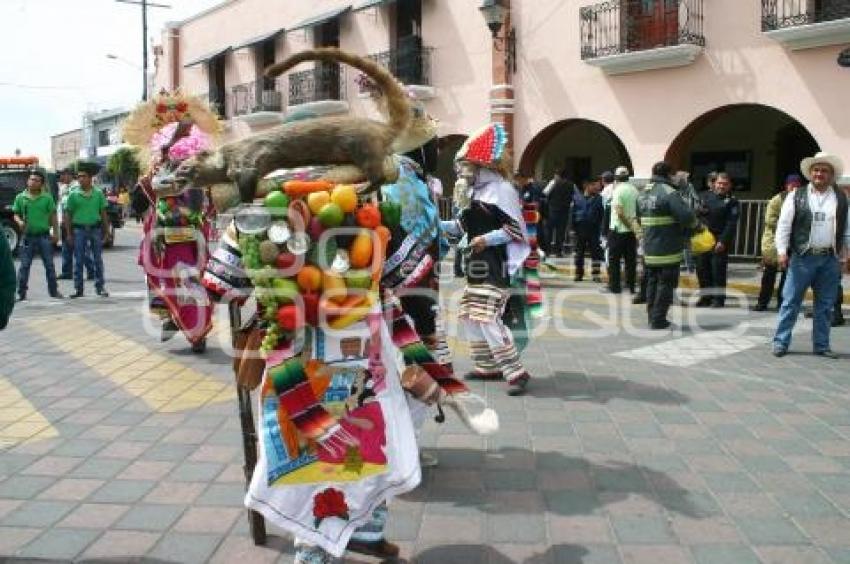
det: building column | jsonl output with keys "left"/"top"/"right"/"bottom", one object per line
{"left": 489, "top": 0, "right": 515, "bottom": 166}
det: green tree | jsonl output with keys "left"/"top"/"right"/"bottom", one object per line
{"left": 106, "top": 147, "right": 141, "bottom": 189}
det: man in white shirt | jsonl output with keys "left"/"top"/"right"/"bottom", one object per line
{"left": 772, "top": 152, "right": 850, "bottom": 358}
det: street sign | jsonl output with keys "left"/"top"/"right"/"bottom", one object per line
{"left": 839, "top": 47, "right": 850, "bottom": 68}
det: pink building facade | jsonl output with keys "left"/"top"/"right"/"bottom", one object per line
{"left": 152, "top": 0, "right": 850, "bottom": 199}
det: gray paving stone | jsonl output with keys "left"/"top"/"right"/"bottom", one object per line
{"left": 88, "top": 479, "right": 157, "bottom": 503}
{"left": 0, "top": 476, "right": 56, "bottom": 499}
{"left": 17, "top": 527, "right": 99, "bottom": 560}
{"left": 690, "top": 544, "right": 762, "bottom": 564}
{"left": 168, "top": 461, "right": 226, "bottom": 482}
{"left": 142, "top": 442, "right": 197, "bottom": 462}
{"left": 1, "top": 500, "right": 76, "bottom": 527}
{"left": 702, "top": 472, "right": 761, "bottom": 494}
{"left": 552, "top": 543, "right": 622, "bottom": 563}
{"left": 610, "top": 515, "right": 676, "bottom": 544}
{"left": 196, "top": 483, "right": 247, "bottom": 506}
{"left": 734, "top": 516, "right": 810, "bottom": 545}
{"left": 487, "top": 512, "right": 546, "bottom": 543}
{"left": 114, "top": 503, "right": 186, "bottom": 531}
{"left": 69, "top": 457, "right": 131, "bottom": 479}
{"left": 49, "top": 438, "right": 107, "bottom": 458}
{"left": 148, "top": 532, "right": 223, "bottom": 563}
{"left": 774, "top": 492, "right": 844, "bottom": 518}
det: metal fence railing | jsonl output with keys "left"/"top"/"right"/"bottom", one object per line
{"left": 731, "top": 199, "right": 768, "bottom": 260}
{"left": 580, "top": 0, "right": 705, "bottom": 60}
{"left": 231, "top": 80, "right": 283, "bottom": 116}
{"left": 287, "top": 64, "right": 347, "bottom": 107}
{"left": 762, "top": 0, "right": 850, "bottom": 30}
{"left": 362, "top": 41, "right": 433, "bottom": 92}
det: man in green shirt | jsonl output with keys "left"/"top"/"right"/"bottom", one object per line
{"left": 12, "top": 170, "right": 63, "bottom": 300}
{"left": 604, "top": 166, "right": 640, "bottom": 294}
{"left": 64, "top": 162, "right": 109, "bottom": 298}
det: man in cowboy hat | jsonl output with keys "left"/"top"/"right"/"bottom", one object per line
{"left": 772, "top": 151, "right": 850, "bottom": 358}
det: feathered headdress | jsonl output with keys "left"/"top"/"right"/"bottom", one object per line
{"left": 455, "top": 123, "right": 508, "bottom": 168}
{"left": 122, "top": 90, "right": 222, "bottom": 169}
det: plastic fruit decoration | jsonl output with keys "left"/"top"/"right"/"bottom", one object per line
{"left": 307, "top": 191, "right": 331, "bottom": 214}
{"left": 355, "top": 204, "right": 381, "bottom": 228}
{"left": 322, "top": 271, "right": 348, "bottom": 304}
{"left": 379, "top": 201, "right": 401, "bottom": 227}
{"left": 264, "top": 190, "right": 290, "bottom": 217}
{"left": 330, "top": 184, "right": 358, "bottom": 213}
{"left": 349, "top": 230, "right": 373, "bottom": 269}
{"left": 296, "top": 265, "right": 323, "bottom": 292}
{"left": 317, "top": 202, "right": 345, "bottom": 228}
{"left": 276, "top": 304, "right": 301, "bottom": 332}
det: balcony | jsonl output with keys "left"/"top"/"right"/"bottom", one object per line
{"left": 580, "top": 0, "right": 705, "bottom": 75}
{"left": 762, "top": 0, "right": 850, "bottom": 50}
{"left": 231, "top": 80, "right": 285, "bottom": 127}
{"left": 363, "top": 37, "right": 435, "bottom": 100}
{"left": 287, "top": 64, "right": 348, "bottom": 116}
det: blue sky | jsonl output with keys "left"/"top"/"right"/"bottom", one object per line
{"left": 0, "top": 0, "right": 221, "bottom": 166}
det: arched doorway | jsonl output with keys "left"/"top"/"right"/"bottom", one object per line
{"left": 519, "top": 119, "right": 632, "bottom": 187}
{"left": 665, "top": 104, "right": 819, "bottom": 199}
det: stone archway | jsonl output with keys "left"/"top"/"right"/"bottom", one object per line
{"left": 519, "top": 119, "right": 633, "bottom": 187}
{"left": 665, "top": 104, "right": 820, "bottom": 199}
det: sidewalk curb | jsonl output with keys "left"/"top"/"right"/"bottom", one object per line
{"left": 545, "top": 262, "right": 850, "bottom": 302}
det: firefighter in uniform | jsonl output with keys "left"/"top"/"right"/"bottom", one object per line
{"left": 636, "top": 162, "right": 698, "bottom": 330}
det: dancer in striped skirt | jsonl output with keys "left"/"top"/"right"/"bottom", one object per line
{"left": 442, "top": 123, "right": 533, "bottom": 396}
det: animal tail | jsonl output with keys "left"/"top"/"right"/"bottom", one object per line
{"left": 265, "top": 47, "right": 410, "bottom": 141}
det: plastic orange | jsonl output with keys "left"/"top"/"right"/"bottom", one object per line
{"left": 296, "top": 265, "right": 323, "bottom": 292}
{"left": 322, "top": 271, "right": 348, "bottom": 304}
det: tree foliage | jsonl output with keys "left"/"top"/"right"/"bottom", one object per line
{"left": 106, "top": 147, "right": 141, "bottom": 188}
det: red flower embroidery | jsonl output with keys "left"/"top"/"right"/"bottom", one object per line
{"left": 312, "top": 487, "right": 349, "bottom": 528}
{"left": 176, "top": 102, "right": 188, "bottom": 112}
{"left": 156, "top": 103, "right": 168, "bottom": 113}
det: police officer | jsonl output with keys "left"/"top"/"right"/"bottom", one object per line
{"left": 696, "top": 172, "right": 740, "bottom": 308}
{"left": 637, "top": 162, "right": 697, "bottom": 330}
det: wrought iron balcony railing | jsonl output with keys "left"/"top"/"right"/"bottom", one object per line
{"left": 364, "top": 41, "right": 433, "bottom": 91}
{"left": 762, "top": 0, "right": 850, "bottom": 30}
{"left": 287, "top": 64, "right": 346, "bottom": 107}
{"left": 231, "top": 80, "right": 283, "bottom": 116}
{"left": 580, "top": 0, "right": 705, "bottom": 60}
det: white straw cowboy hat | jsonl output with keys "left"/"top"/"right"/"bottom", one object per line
{"left": 800, "top": 151, "right": 844, "bottom": 181}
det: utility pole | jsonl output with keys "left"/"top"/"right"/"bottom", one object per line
{"left": 115, "top": 0, "right": 171, "bottom": 101}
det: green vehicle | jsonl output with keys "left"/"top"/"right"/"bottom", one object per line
{"left": 0, "top": 159, "right": 59, "bottom": 255}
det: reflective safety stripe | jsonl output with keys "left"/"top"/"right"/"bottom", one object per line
{"left": 640, "top": 215, "right": 675, "bottom": 226}
{"left": 644, "top": 252, "right": 683, "bottom": 265}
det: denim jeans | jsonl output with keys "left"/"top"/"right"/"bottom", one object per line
{"left": 17, "top": 234, "right": 58, "bottom": 296}
{"left": 772, "top": 254, "right": 841, "bottom": 352}
{"left": 61, "top": 233, "right": 93, "bottom": 278}
{"left": 73, "top": 226, "right": 105, "bottom": 293}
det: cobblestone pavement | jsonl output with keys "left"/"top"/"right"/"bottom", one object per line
{"left": 1, "top": 226, "right": 850, "bottom": 563}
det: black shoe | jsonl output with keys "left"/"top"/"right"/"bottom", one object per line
{"left": 599, "top": 287, "right": 621, "bottom": 294}
{"left": 752, "top": 304, "right": 768, "bottom": 312}
{"left": 69, "top": 290, "right": 84, "bottom": 299}
{"left": 632, "top": 296, "right": 647, "bottom": 305}
{"left": 592, "top": 276, "right": 603, "bottom": 283}
{"left": 711, "top": 302, "right": 725, "bottom": 309}
{"left": 161, "top": 320, "right": 179, "bottom": 342}
{"left": 814, "top": 349, "right": 840, "bottom": 359}
{"left": 49, "top": 291, "right": 64, "bottom": 299}
{"left": 832, "top": 316, "right": 846, "bottom": 327}
{"left": 507, "top": 374, "right": 529, "bottom": 396}
{"left": 772, "top": 347, "right": 787, "bottom": 357}
{"left": 650, "top": 320, "right": 671, "bottom": 330}
{"left": 804, "top": 310, "right": 814, "bottom": 319}
{"left": 96, "top": 288, "right": 109, "bottom": 297}
{"left": 86, "top": 275, "right": 95, "bottom": 281}
{"left": 191, "top": 338, "right": 207, "bottom": 354}
{"left": 464, "top": 370, "right": 503, "bottom": 381}
{"left": 695, "top": 297, "right": 712, "bottom": 308}
{"left": 574, "top": 276, "right": 583, "bottom": 282}
{"left": 16, "top": 293, "right": 26, "bottom": 302}
{"left": 57, "top": 274, "right": 72, "bottom": 280}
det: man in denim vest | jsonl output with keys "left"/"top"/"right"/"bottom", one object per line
{"left": 772, "top": 152, "right": 849, "bottom": 358}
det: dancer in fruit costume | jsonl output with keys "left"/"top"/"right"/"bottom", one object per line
{"left": 441, "top": 123, "right": 533, "bottom": 396}
{"left": 124, "top": 92, "right": 220, "bottom": 352}
{"left": 202, "top": 172, "right": 421, "bottom": 562}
